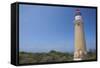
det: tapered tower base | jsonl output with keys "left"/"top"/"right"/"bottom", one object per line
{"left": 74, "top": 50, "right": 87, "bottom": 60}
{"left": 74, "top": 58, "right": 82, "bottom": 61}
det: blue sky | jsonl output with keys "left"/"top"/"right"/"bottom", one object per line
{"left": 19, "top": 4, "right": 96, "bottom": 53}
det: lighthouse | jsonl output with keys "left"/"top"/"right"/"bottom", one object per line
{"left": 74, "top": 9, "right": 87, "bottom": 60}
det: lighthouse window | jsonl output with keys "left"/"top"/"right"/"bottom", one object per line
{"left": 77, "top": 23, "right": 80, "bottom": 26}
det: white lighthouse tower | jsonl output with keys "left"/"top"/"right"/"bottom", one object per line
{"left": 74, "top": 9, "right": 87, "bottom": 60}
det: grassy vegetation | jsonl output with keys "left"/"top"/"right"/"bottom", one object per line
{"left": 86, "top": 50, "right": 97, "bottom": 60}
{"left": 19, "top": 50, "right": 96, "bottom": 64}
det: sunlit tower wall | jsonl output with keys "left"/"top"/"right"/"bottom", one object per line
{"left": 74, "top": 9, "right": 87, "bottom": 60}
